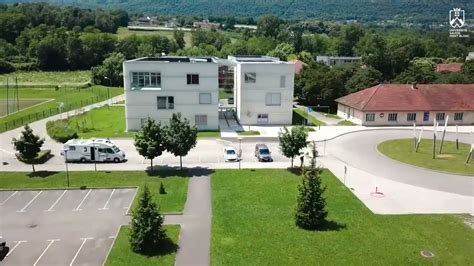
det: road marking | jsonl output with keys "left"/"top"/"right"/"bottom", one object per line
{"left": 124, "top": 189, "right": 138, "bottom": 215}
{"left": 0, "top": 147, "right": 15, "bottom": 155}
{"left": 17, "top": 191, "right": 42, "bottom": 212}
{"left": 0, "top": 191, "right": 18, "bottom": 205}
{"left": 69, "top": 237, "right": 92, "bottom": 266}
{"left": 73, "top": 189, "right": 92, "bottom": 211}
{"left": 46, "top": 190, "right": 67, "bottom": 212}
{"left": 33, "top": 239, "right": 60, "bottom": 266}
{"left": 108, "top": 235, "right": 116, "bottom": 239}
{"left": 6, "top": 240, "right": 27, "bottom": 257}
{"left": 99, "top": 189, "right": 115, "bottom": 210}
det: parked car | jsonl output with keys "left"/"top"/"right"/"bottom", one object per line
{"left": 224, "top": 147, "right": 239, "bottom": 162}
{"left": 255, "top": 144, "right": 273, "bottom": 162}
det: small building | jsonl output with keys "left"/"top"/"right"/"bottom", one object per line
{"left": 193, "top": 20, "right": 220, "bottom": 30}
{"left": 466, "top": 52, "right": 474, "bottom": 61}
{"left": 436, "top": 63, "right": 463, "bottom": 73}
{"left": 335, "top": 84, "right": 474, "bottom": 126}
{"left": 316, "top": 55, "right": 362, "bottom": 66}
{"left": 228, "top": 55, "right": 294, "bottom": 125}
{"left": 123, "top": 56, "right": 219, "bottom": 131}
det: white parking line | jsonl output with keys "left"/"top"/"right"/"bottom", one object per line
{"left": 0, "top": 191, "right": 18, "bottom": 205}
{"left": 124, "top": 189, "right": 138, "bottom": 215}
{"left": 6, "top": 240, "right": 27, "bottom": 257}
{"left": 99, "top": 189, "right": 115, "bottom": 210}
{"left": 69, "top": 237, "right": 92, "bottom": 266}
{"left": 0, "top": 147, "right": 15, "bottom": 155}
{"left": 73, "top": 189, "right": 92, "bottom": 211}
{"left": 46, "top": 190, "right": 67, "bottom": 212}
{"left": 17, "top": 191, "right": 43, "bottom": 212}
{"left": 33, "top": 239, "right": 60, "bottom": 266}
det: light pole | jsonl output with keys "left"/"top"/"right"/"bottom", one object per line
{"left": 238, "top": 137, "right": 242, "bottom": 170}
{"left": 104, "top": 76, "right": 111, "bottom": 108}
{"left": 65, "top": 150, "right": 70, "bottom": 187}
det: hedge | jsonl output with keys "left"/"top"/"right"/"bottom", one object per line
{"left": 16, "top": 149, "right": 53, "bottom": 164}
{"left": 46, "top": 120, "right": 79, "bottom": 143}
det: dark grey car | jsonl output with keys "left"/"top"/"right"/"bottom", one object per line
{"left": 255, "top": 144, "right": 273, "bottom": 162}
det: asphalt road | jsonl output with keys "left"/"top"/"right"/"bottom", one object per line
{"left": 0, "top": 188, "right": 136, "bottom": 265}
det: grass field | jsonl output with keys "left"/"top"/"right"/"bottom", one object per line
{"left": 47, "top": 105, "right": 221, "bottom": 139}
{"left": 0, "top": 71, "right": 91, "bottom": 86}
{"left": 0, "top": 171, "right": 188, "bottom": 213}
{"left": 292, "top": 108, "right": 325, "bottom": 126}
{"left": 378, "top": 139, "right": 473, "bottom": 175}
{"left": 106, "top": 225, "right": 180, "bottom": 266}
{"left": 211, "top": 169, "right": 474, "bottom": 264}
{"left": 0, "top": 86, "right": 123, "bottom": 132}
{"left": 238, "top": 130, "right": 260, "bottom": 136}
{"left": 116, "top": 27, "right": 192, "bottom": 47}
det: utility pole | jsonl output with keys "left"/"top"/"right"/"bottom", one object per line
{"left": 16, "top": 76, "right": 19, "bottom": 112}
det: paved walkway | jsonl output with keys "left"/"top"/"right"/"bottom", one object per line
{"left": 164, "top": 169, "right": 212, "bottom": 266}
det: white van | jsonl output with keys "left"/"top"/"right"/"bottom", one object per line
{"left": 61, "top": 139, "right": 126, "bottom": 163}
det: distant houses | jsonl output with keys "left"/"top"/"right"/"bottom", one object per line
{"left": 193, "top": 20, "right": 220, "bottom": 30}
{"left": 316, "top": 56, "right": 362, "bottom": 66}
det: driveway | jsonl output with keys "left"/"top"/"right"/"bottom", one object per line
{"left": 0, "top": 188, "right": 136, "bottom": 265}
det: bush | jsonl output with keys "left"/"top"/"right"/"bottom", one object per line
{"left": 0, "top": 59, "right": 16, "bottom": 74}
{"left": 46, "top": 120, "right": 79, "bottom": 143}
{"left": 16, "top": 149, "right": 53, "bottom": 164}
{"left": 13, "top": 62, "right": 39, "bottom": 72}
{"left": 159, "top": 182, "right": 167, "bottom": 194}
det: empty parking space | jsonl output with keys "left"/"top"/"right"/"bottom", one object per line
{"left": 0, "top": 188, "right": 136, "bottom": 265}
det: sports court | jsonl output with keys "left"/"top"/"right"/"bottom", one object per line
{"left": 0, "top": 98, "right": 53, "bottom": 117}
{"left": 0, "top": 188, "right": 137, "bottom": 265}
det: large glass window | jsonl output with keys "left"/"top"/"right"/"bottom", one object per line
{"left": 157, "top": 96, "right": 174, "bottom": 109}
{"left": 265, "top": 93, "right": 281, "bottom": 106}
{"left": 244, "top": 72, "right": 256, "bottom": 83}
{"left": 199, "top": 93, "right": 212, "bottom": 104}
{"left": 131, "top": 72, "right": 161, "bottom": 88}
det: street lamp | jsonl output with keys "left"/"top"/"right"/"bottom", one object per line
{"left": 64, "top": 150, "right": 70, "bottom": 187}
{"left": 238, "top": 137, "right": 242, "bottom": 170}
{"left": 104, "top": 76, "right": 111, "bottom": 108}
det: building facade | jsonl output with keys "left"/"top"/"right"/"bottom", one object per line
{"left": 123, "top": 57, "right": 219, "bottom": 131}
{"left": 316, "top": 56, "right": 362, "bottom": 66}
{"left": 336, "top": 84, "right": 474, "bottom": 126}
{"left": 229, "top": 56, "right": 294, "bottom": 125}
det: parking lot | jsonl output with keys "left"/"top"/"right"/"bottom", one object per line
{"left": 0, "top": 188, "right": 137, "bottom": 265}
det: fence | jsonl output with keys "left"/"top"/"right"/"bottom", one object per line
{"left": 1, "top": 94, "right": 114, "bottom": 132}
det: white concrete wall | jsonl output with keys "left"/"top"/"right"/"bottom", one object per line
{"left": 124, "top": 61, "right": 219, "bottom": 131}
{"left": 337, "top": 104, "right": 474, "bottom": 126}
{"left": 236, "top": 63, "right": 294, "bottom": 125}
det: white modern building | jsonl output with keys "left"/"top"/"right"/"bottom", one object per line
{"left": 123, "top": 56, "right": 219, "bottom": 131}
{"left": 229, "top": 55, "right": 294, "bottom": 125}
{"left": 316, "top": 55, "right": 362, "bottom": 66}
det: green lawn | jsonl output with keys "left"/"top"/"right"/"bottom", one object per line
{"left": 48, "top": 106, "right": 132, "bottom": 139}
{"left": 0, "top": 86, "right": 123, "bottom": 132}
{"left": 116, "top": 27, "right": 192, "bottom": 47}
{"left": 197, "top": 130, "right": 221, "bottom": 138}
{"left": 105, "top": 225, "right": 180, "bottom": 266}
{"left": 292, "top": 108, "right": 325, "bottom": 126}
{"left": 211, "top": 169, "right": 474, "bottom": 264}
{"left": 237, "top": 130, "right": 260, "bottom": 136}
{"left": 338, "top": 120, "right": 356, "bottom": 126}
{"left": 378, "top": 139, "right": 473, "bottom": 175}
{"left": 0, "top": 171, "right": 188, "bottom": 213}
{"left": 0, "top": 71, "right": 91, "bottom": 86}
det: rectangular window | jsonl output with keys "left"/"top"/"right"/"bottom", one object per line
{"left": 157, "top": 97, "right": 167, "bottom": 109}
{"left": 167, "top": 96, "right": 174, "bottom": 109}
{"left": 366, "top": 113, "right": 375, "bottom": 121}
{"left": 187, "top": 74, "right": 199, "bottom": 84}
{"left": 131, "top": 72, "right": 161, "bottom": 88}
{"left": 195, "top": 115, "right": 207, "bottom": 126}
{"left": 454, "top": 112, "right": 463, "bottom": 121}
{"left": 244, "top": 72, "right": 256, "bottom": 83}
{"left": 280, "top": 75, "right": 286, "bottom": 88}
{"left": 436, "top": 113, "right": 445, "bottom": 121}
{"left": 407, "top": 113, "right": 417, "bottom": 121}
{"left": 257, "top": 114, "right": 269, "bottom": 123}
{"left": 423, "top": 112, "right": 430, "bottom": 121}
{"left": 265, "top": 93, "right": 281, "bottom": 106}
{"left": 69, "top": 146, "right": 76, "bottom": 151}
{"left": 388, "top": 113, "right": 398, "bottom": 121}
{"left": 199, "top": 93, "right": 212, "bottom": 104}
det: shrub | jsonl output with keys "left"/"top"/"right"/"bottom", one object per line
{"left": 16, "top": 149, "right": 53, "bottom": 164}
{"left": 0, "top": 59, "right": 16, "bottom": 74}
{"left": 46, "top": 120, "right": 79, "bottom": 143}
{"left": 159, "top": 182, "right": 167, "bottom": 194}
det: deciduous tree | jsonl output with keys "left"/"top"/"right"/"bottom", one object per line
{"left": 134, "top": 118, "right": 166, "bottom": 171}
{"left": 164, "top": 113, "right": 198, "bottom": 170}
{"left": 278, "top": 126, "right": 308, "bottom": 168}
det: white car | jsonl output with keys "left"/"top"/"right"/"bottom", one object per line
{"left": 224, "top": 147, "right": 239, "bottom": 162}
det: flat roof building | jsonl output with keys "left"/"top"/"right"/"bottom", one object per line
{"left": 316, "top": 56, "right": 362, "bottom": 66}
{"left": 335, "top": 84, "right": 474, "bottom": 126}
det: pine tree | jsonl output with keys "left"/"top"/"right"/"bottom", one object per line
{"left": 130, "top": 185, "right": 166, "bottom": 254}
{"left": 295, "top": 144, "right": 327, "bottom": 230}
{"left": 12, "top": 124, "right": 45, "bottom": 173}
